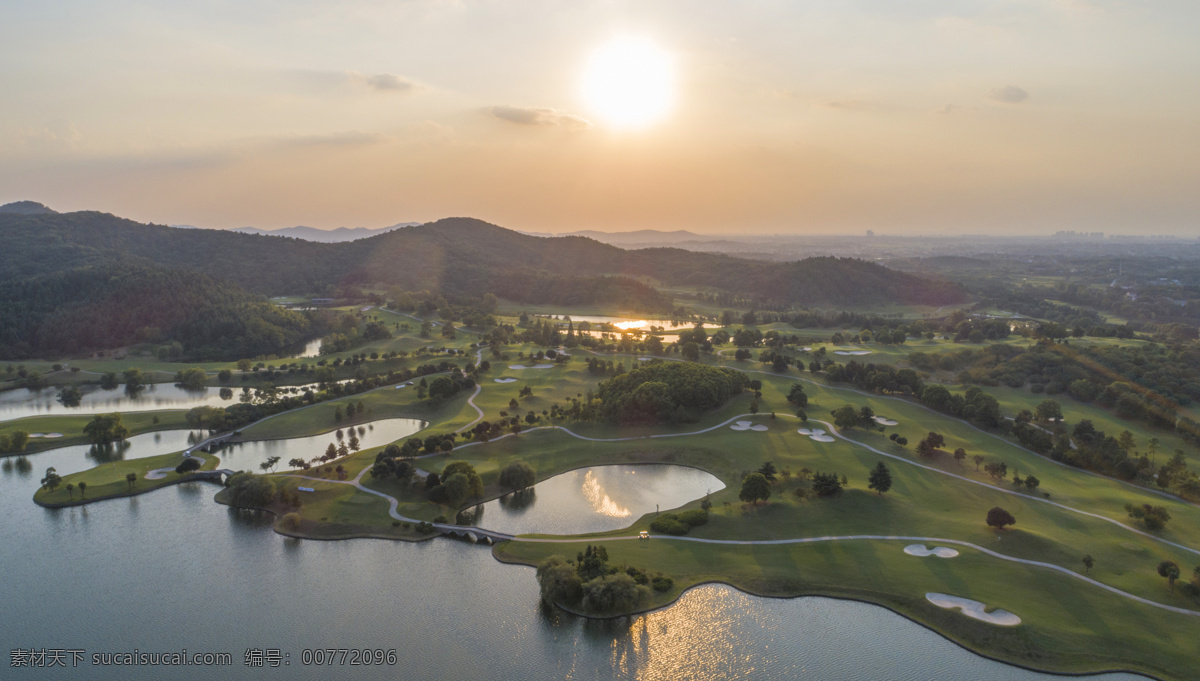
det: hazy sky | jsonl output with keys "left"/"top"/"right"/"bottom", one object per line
{"left": 2, "top": 0, "right": 1199, "bottom": 235}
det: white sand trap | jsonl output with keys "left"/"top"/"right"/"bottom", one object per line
{"left": 637, "top": 357, "right": 653, "bottom": 361}
{"left": 802, "top": 347, "right": 813, "bottom": 352}
{"left": 926, "top": 593, "right": 1021, "bottom": 626}
{"left": 873, "top": 416, "right": 899, "bottom": 426}
{"left": 750, "top": 424, "right": 769, "bottom": 432}
{"left": 904, "top": 544, "right": 960, "bottom": 558}
{"left": 493, "top": 378, "right": 517, "bottom": 383}
{"left": 797, "top": 428, "right": 812, "bottom": 435}
{"left": 807, "top": 428, "right": 836, "bottom": 442}
{"left": 730, "top": 421, "right": 753, "bottom": 431}
{"left": 834, "top": 350, "right": 873, "bottom": 356}
{"left": 42, "top": 433, "right": 63, "bottom": 438}
{"left": 508, "top": 364, "right": 554, "bottom": 370}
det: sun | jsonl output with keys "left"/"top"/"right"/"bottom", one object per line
{"left": 581, "top": 37, "right": 673, "bottom": 129}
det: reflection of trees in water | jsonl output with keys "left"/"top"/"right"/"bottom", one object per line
{"left": 15, "top": 456, "right": 32, "bottom": 475}
{"left": 456, "top": 504, "right": 486, "bottom": 526}
{"left": 1, "top": 458, "right": 12, "bottom": 474}
{"left": 87, "top": 440, "right": 131, "bottom": 464}
{"left": 499, "top": 488, "right": 537, "bottom": 514}
{"left": 226, "top": 506, "right": 275, "bottom": 530}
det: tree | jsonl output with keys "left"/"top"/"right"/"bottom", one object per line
{"left": 984, "top": 461, "right": 1008, "bottom": 481}
{"left": 175, "top": 367, "right": 208, "bottom": 390}
{"left": 972, "top": 454, "right": 985, "bottom": 470}
{"left": 986, "top": 507, "right": 1016, "bottom": 530}
{"left": 83, "top": 413, "right": 129, "bottom": 445}
{"left": 953, "top": 448, "right": 967, "bottom": 465}
{"left": 125, "top": 472, "right": 138, "bottom": 491}
{"left": 441, "top": 461, "right": 484, "bottom": 498}
{"left": 1035, "top": 399, "right": 1063, "bottom": 422}
{"left": 681, "top": 342, "right": 700, "bottom": 361}
{"left": 786, "top": 384, "right": 808, "bottom": 408}
{"left": 260, "top": 456, "right": 281, "bottom": 473}
{"left": 175, "top": 457, "right": 201, "bottom": 474}
{"left": 40, "top": 467, "right": 62, "bottom": 493}
{"left": 237, "top": 359, "right": 253, "bottom": 372}
{"left": 831, "top": 405, "right": 859, "bottom": 431}
{"left": 867, "top": 462, "right": 892, "bottom": 496}
{"left": 1023, "top": 475, "right": 1040, "bottom": 492}
{"left": 65, "top": 482, "right": 74, "bottom": 499}
{"left": 1157, "top": 560, "right": 1181, "bottom": 594}
{"left": 499, "top": 460, "right": 536, "bottom": 492}
{"left": 739, "top": 473, "right": 771, "bottom": 506}
{"left": 1082, "top": 554, "right": 1094, "bottom": 575}
{"left": 757, "top": 461, "right": 778, "bottom": 482}
{"left": 57, "top": 385, "right": 83, "bottom": 407}
{"left": 100, "top": 372, "right": 120, "bottom": 390}
{"left": 217, "top": 369, "right": 233, "bottom": 384}
{"left": 811, "top": 472, "right": 844, "bottom": 497}
{"left": 924, "top": 432, "right": 945, "bottom": 449}
{"left": 289, "top": 458, "right": 307, "bottom": 471}
{"left": 536, "top": 555, "right": 583, "bottom": 606}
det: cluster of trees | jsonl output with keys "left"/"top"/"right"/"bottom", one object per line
{"left": 536, "top": 545, "right": 673, "bottom": 615}
{"left": 223, "top": 472, "right": 304, "bottom": 509}
{"left": 0, "top": 260, "right": 318, "bottom": 360}
{"left": 83, "top": 414, "right": 129, "bottom": 444}
{"left": 823, "top": 361, "right": 923, "bottom": 396}
{"left": 0, "top": 430, "right": 30, "bottom": 453}
{"left": 918, "top": 385, "right": 1002, "bottom": 428}
{"left": 594, "top": 361, "right": 750, "bottom": 426}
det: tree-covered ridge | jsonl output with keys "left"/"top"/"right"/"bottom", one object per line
{"left": 595, "top": 360, "right": 750, "bottom": 425}
{"left": 0, "top": 211, "right": 964, "bottom": 307}
{"left": 0, "top": 261, "right": 314, "bottom": 359}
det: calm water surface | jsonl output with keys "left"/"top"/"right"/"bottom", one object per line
{"left": 0, "top": 439, "right": 1149, "bottom": 680}
{"left": 0, "top": 379, "right": 347, "bottom": 423}
{"left": 477, "top": 465, "right": 723, "bottom": 535}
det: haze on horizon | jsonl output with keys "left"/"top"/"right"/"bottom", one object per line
{"left": 2, "top": 0, "right": 1198, "bottom": 236}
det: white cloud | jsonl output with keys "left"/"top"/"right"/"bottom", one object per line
{"left": 487, "top": 105, "right": 591, "bottom": 130}
{"left": 986, "top": 85, "right": 1030, "bottom": 103}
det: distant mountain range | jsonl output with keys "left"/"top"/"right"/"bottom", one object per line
{"left": 227, "top": 223, "right": 421, "bottom": 242}
{"left": 0, "top": 207, "right": 966, "bottom": 358}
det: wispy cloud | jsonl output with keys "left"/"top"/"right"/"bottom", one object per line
{"left": 285, "top": 69, "right": 420, "bottom": 95}
{"left": 487, "top": 105, "right": 591, "bottom": 130}
{"left": 986, "top": 85, "right": 1030, "bottom": 104}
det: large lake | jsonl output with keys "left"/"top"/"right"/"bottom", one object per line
{"left": 1, "top": 436, "right": 1148, "bottom": 680}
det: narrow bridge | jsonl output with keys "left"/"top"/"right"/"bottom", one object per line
{"left": 435, "top": 525, "right": 515, "bottom": 545}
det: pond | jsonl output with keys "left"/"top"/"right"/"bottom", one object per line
{"left": 475, "top": 464, "right": 722, "bottom": 535}
{"left": 220, "top": 418, "right": 425, "bottom": 471}
{"left": 0, "top": 379, "right": 349, "bottom": 423}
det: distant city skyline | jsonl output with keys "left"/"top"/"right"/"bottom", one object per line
{"left": 2, "top": 1, "right": 1198, "bottom": 235}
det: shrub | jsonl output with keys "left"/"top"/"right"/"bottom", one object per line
{"left": 651, "top": 576, "right": 674, "bottom": 592}
{"left": 649, "top": 516, "right": 689, "bottom": 535}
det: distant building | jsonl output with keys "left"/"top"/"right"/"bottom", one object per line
{"left": 865, "top": 230, "right": 875, "bottom": 237}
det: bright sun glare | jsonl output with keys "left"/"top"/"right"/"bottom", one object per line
{"left": 582, "top": 37, "right": 672, "bottom": 129}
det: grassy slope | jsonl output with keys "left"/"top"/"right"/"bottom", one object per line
{"left": 32, "top": 449, "right": 220, "bottom": 507}
{"left": 1, "top": 410, "right": 191, "bottom": 454}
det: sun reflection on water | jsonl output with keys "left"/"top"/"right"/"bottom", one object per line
{"left": 581, "top": 471, "right": 631, "bottom": 517}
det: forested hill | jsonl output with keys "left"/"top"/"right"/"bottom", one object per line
{"left": 0, "top": 211, "right": 965, "bottom": 308}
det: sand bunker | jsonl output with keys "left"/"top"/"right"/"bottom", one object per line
{"left": 807, "top": 428, "right": 836, "bottom": 443}
{"left": 508, "top": 364, "right": 554, "bottom": 370}
{"left": 904, "top": 544, "right": 960, "bottom": 558}
{"left": 802, "top": 347, "right": 813, "bottom": 352}
{"left": 729, "top": 421, "right": 767, "bottom": 432}
{"left": 28, "top": 433, "right": 64, "bottom": 438}
{"left": 872, "top": 416, "right": 899, "bottom": 426}
{"left": 834, "top": 350, "right": 873, "bottom": 356}
{"left": 797, "top": 428, "right": 812, "bottom": 435}
{"left": 493, "top": 378, "right": 517, "bottom": 383}
{"left": 637, "top": 357, "right": 654, "bottom": 361}
{"left": 926, "top": 593, "right": 1021, "bottom": 626}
